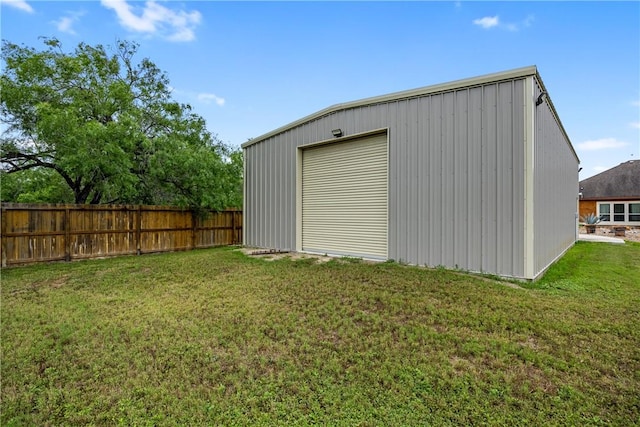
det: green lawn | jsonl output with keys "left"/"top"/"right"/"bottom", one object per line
{"left": 2, "top": 242, "right": 639, "bottom": 426}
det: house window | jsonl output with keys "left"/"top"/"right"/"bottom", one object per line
{"left": 630, "top": 203, "right": 640, "bottom": 222}
{"left": 598, "top": 201, "right": 640, "bottom": 223}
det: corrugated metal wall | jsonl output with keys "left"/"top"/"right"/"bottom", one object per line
{"left": 245, "top": 78, "right": 530, "bottom": 277}
{"left": 533, "top": 79, "right": 579, "bottom": 275}
{"left": 244, "top": 135, "right": 296, "bottom": 250}
{"left": 388, "top": 81, "right": 526, "bottom": 276}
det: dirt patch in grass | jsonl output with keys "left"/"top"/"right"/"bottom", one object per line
{"left": 237, "top": 247, "right": 334, "bottom": 263}
{"left": 50, "top": 275, "right": 69, "bottom": 288}
{"left": 8, "top": 274, "right": 71, "bottom": 296}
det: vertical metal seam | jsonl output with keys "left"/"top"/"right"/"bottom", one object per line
{"left": 480, "top": 84, "right": 485, "bottom": 272}
{"left": 450, "top": 92, "right": 455, "bottom": 266}
{"left": 524, "top": 76, "right": 535, "bottom": 279}
{"left": 466, "top": 87, "right": 471, "bottom": 269}
{"left": 296, "top": 147, "right": 302, "bottom": 252}
{"left": 496, "top": 83, "right": 501, "bottom": 274}
{"left": 386, "top": 129, "right": 390, "bottom": 258}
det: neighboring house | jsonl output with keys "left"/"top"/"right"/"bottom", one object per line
{"left": 242, "top": 66, "right": 579, "bottom": 280}
{"left": 579, "top": 160, "right": 640, "bottom": 226}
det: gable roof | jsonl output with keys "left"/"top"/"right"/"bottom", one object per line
{"left": 579, "top": 160, "right": 640, "bottom": 200}
{"left": 243, "top": 65, "right": 569, "bottom": 150}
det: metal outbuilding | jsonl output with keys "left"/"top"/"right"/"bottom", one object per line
{"left": 242, "top": 66, "right": 579, "bottom": 280}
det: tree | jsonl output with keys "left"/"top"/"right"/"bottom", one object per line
{"left": 1, "top": 38, "right": 241, "bottom": 210}
{"left": 0, "top": 168, "right": 74, "bottom": 203}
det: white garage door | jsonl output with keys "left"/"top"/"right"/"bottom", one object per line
{"left": 302, "top": 133, "right": 388, "bottom": 259}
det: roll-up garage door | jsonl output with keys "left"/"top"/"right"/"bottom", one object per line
{"left": 302, "top": 133, "right": 388, "bottom": 259}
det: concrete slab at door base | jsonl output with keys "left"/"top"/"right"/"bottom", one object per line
{"left": 578, "top": 234, "right": 625, "bottom": 244}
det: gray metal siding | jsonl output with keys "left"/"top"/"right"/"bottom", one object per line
{"left": 387, "top": 81, "right": 525, "bottom": 277}
{"left": 244, "top": 78, "right": 528, "bottom": 278}
{"left": 533, "top": 79, "right": 579, "bottom": 276}
{"left": 244, "top": 137, "right": 296, "bottom": 250}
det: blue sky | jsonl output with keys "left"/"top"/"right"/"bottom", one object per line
{"left": 1, "top": 1, "right": 638, "bottom": 179}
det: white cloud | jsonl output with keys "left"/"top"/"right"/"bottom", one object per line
{"left": 523, "top": 15, "right": 535, "bottom": 27}
{"left": 1, "top": 0, "right": 34, "bottom": 13}
{"left": 56, "top": 16, "right": 75, "bottom": 34}
{"left": 169, "top": 87, "right": 225, "bottom": 106}
{"left": 576, "top": 138, "right": 630, "bottom": 151}
{"left": 100, "top": 0, "right": 201, "bottom": 42}
{"left": 197, "top": 93, "right": 226, "bottom": 106}
{"left": 53, "top": 11, "right": 85, "bottom": 35}
{"left": 632, "top": 100, "right": 640, "bottom": 107}
{"left": 630, "top": 121, "right": 640, "bottom": 129}
{"left": 473, "top": 14, "right": 534, "bottom": 31}
{"left": 168, "top": 27, "right": 197, "bottom": 43}
{"left": 473, "top": 16, "right": 499, "bottom": 29}
{"left": 101, "top": 0, "right": 154, "bottom": 31}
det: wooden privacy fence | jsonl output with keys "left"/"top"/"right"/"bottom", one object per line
{"left": 1, "top": 203, "right": 242, "bottom": 267}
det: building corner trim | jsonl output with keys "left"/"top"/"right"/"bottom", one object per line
{"left": 295, "top": 148, "right": 303, "bottom": 252}
{"left": 524, "top": 76, "right": 536, "bottom": 279}
{"left": 242, "top": 148, "right": 247, "bottom": 246}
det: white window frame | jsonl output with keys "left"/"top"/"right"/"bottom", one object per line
{"left": 629, "top": 202, "right": 640, "bottom": 223}
{"left": 598, "top": 203, "right": 611, "bottom": 222}
{"left": 597, "top": 201, "right": 640, "bottom": 225}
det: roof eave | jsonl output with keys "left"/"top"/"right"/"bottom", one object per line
{"left": 580, "top": 196, "right": 640, "bottom": 201}
{"left": 532, "top": 71, "right": 579, "bottom": 163}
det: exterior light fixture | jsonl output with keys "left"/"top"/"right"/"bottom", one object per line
{"left": 535, "top": 92, "right": 547, "bottom": 106}
{"left": 332, "top": 129, "right": 343, "bottom": 137}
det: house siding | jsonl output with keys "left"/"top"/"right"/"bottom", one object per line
{"left": 532, "top": 78, "right": 579, "bottom": 276}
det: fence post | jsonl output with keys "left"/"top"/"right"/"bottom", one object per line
{"left": 64, "top": 206, "right": 71, "bottom": 261}
{"left": 231, "top": 210, "right": 236, "bottom": 244}
{"left": 191, "top": 210, "right": 197, "bottom": 249}
{"left": 136, "top": 205, "right": 142, "bottom": 255}
{"left": 1, "top": 205, "right": 7, "bottom": 267}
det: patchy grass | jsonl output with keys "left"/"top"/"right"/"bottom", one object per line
{"left": 1, "top": 243, "right": 639, "bottom": 425}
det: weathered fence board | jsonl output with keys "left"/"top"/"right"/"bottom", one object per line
{"left": 0, "top": 203, "right": 242, "bottom": 266}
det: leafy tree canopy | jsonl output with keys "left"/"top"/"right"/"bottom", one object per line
{"left": 1, "top": 38, "right": 242, "bottom": 210}
{"left": 0, "top": 167, "right": 74, "bottom": 204}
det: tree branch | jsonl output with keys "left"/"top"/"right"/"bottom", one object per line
{"left": 1, "top": 151, "right": 76, "bottom": 190}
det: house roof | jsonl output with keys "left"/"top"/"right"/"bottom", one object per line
{"left": 243, "top": 65, "right": 570, "bottom": 150}
{"left": 579, "top": 160, "right": 640, "bottom": 200}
